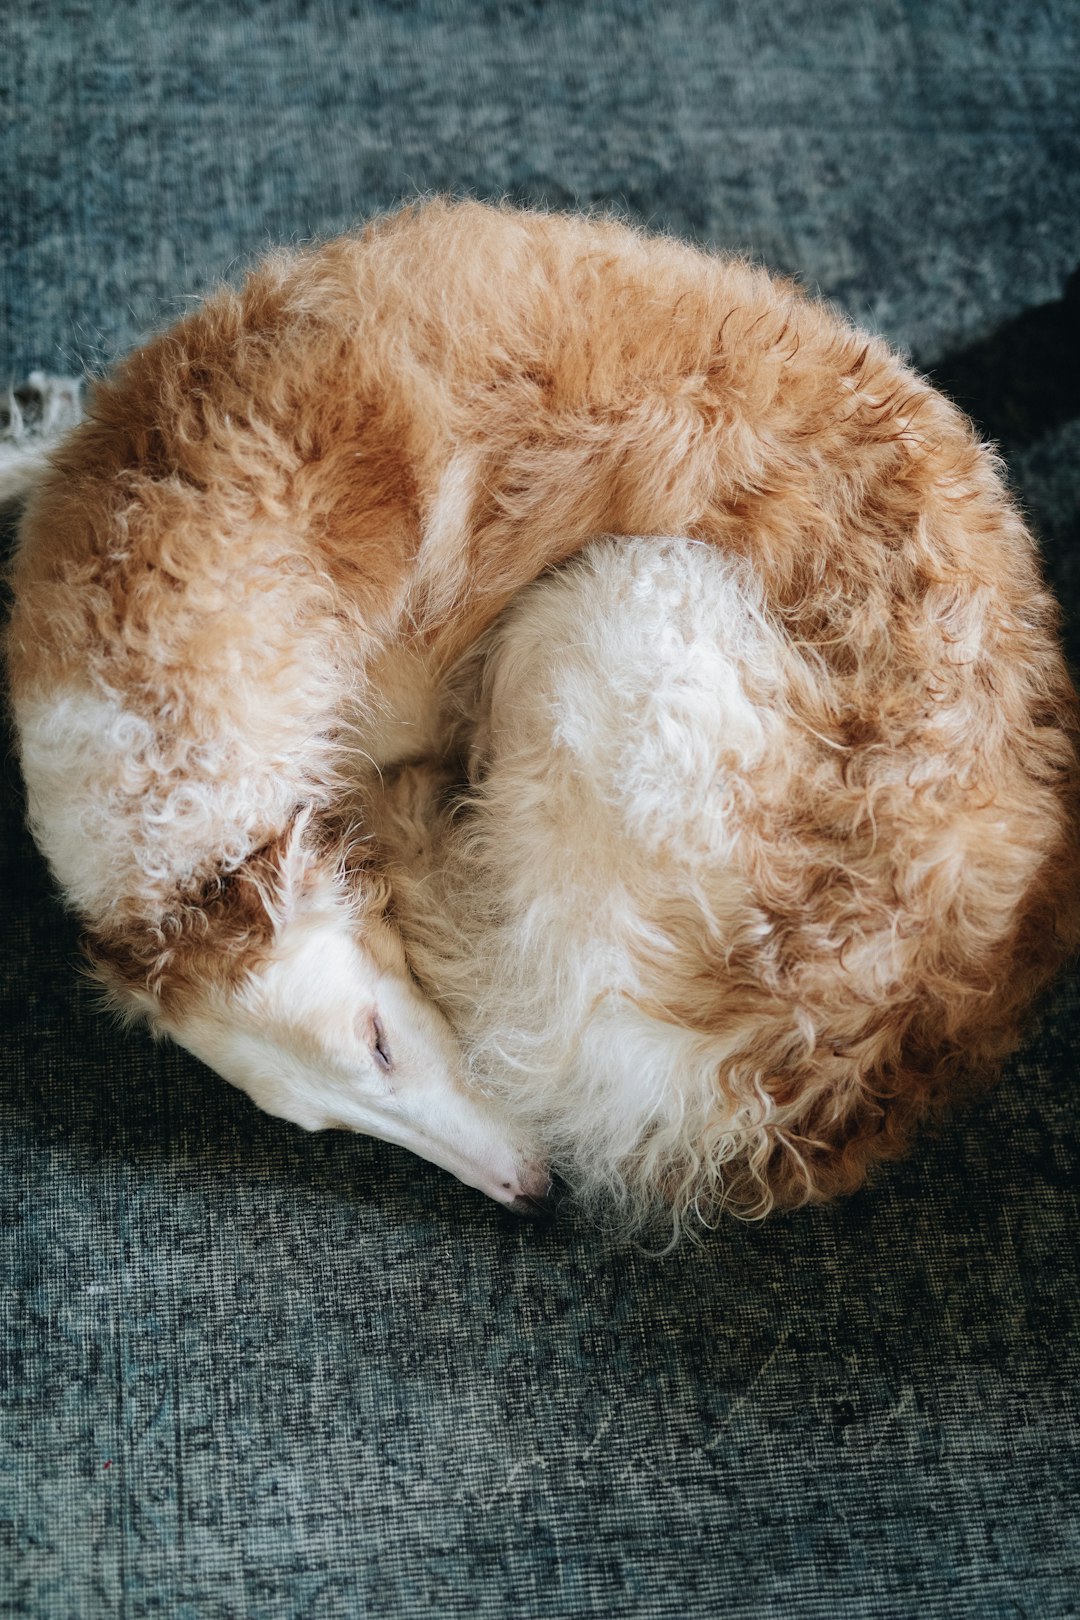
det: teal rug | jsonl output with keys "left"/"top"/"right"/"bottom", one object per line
{"left": 3, "top": 3, "right": 1078, "bottom": 1614}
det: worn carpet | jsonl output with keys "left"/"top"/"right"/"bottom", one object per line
{"left": 2, "top": 2, "right": 1079, "bottom": 1616}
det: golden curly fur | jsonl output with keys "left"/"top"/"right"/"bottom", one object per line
{"left": 5, "top": 198, "right": 1078, "bottom": 1220}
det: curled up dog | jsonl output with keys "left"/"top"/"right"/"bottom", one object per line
{"left": 5, "top": 201, "right": 1079, "bottom": 1228}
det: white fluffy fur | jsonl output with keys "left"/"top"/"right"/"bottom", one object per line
{"left": 13, "top": 678, "right": 336, "bottom": 927}
{"left": 374, "top": 536, "right": 798, "bottom": 1231}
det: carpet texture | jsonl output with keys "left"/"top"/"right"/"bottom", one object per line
{"left": 2, "top": 3, "right": 1079, "bottom": 1616}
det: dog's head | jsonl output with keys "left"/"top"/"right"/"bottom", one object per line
{"left": 96, "top": 832, "right": 549, "bottom": 1213}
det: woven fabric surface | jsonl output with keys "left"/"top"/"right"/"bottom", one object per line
{"left": 2, "top": 3, "right": 1079, "bottom": 1616}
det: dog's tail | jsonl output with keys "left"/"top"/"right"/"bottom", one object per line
{"left": 0, "top": 373, "right": 83, "bottom": 505}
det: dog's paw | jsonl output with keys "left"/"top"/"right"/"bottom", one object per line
{"left": 1, "top": 372, "right": 83, "bottom": 442}
{"left": 0, "top": 372, "right": 84, "bottom": 504}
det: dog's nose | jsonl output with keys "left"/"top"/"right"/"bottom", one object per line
{"left": 508, "top": 1186, "right": 558, "bottom": 1220}
{"left": 507, "top": 1166, "right": 561, "bottom": 1220}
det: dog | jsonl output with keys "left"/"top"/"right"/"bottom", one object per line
{"left": 5, "top": 199, "right": 1078, "bottom": 1219}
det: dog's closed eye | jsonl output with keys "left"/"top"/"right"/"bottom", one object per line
{"left": 353, "top": 1008, "right": 390, "bottom": 1075}
{"left": 355, "top": 1010, "right": 393, "bottom": 1072}
{"left": 371, "top": 1015, "right": 393, "bottom": 1072}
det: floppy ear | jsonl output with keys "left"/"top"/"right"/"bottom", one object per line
{"left": 85, "top": 868, "right": 277, "bottom": 1024}
{"left": 85, "top": 811, "right": 320, "bottom": 1021}
{"left": 86, "top": 804, "right": 397, "bottom": 1027}
{"left": 239, "top": 807, "right": 324, "bottom": 930}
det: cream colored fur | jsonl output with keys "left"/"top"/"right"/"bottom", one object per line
{"left": 373, "top": 537, "right": 789, "bottom": 1230}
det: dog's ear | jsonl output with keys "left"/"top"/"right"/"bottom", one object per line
{"left": 84, "top": 864, "right": 278, "bottom": 1024}
{"left": 239, "top": 808, "right": 324, "bottom": 930}
{"left": 83, "top": 817, "right": 324, "bottom": 1022}
{"left": 86, "top": 948, "right": 163, "bottom": 1028}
